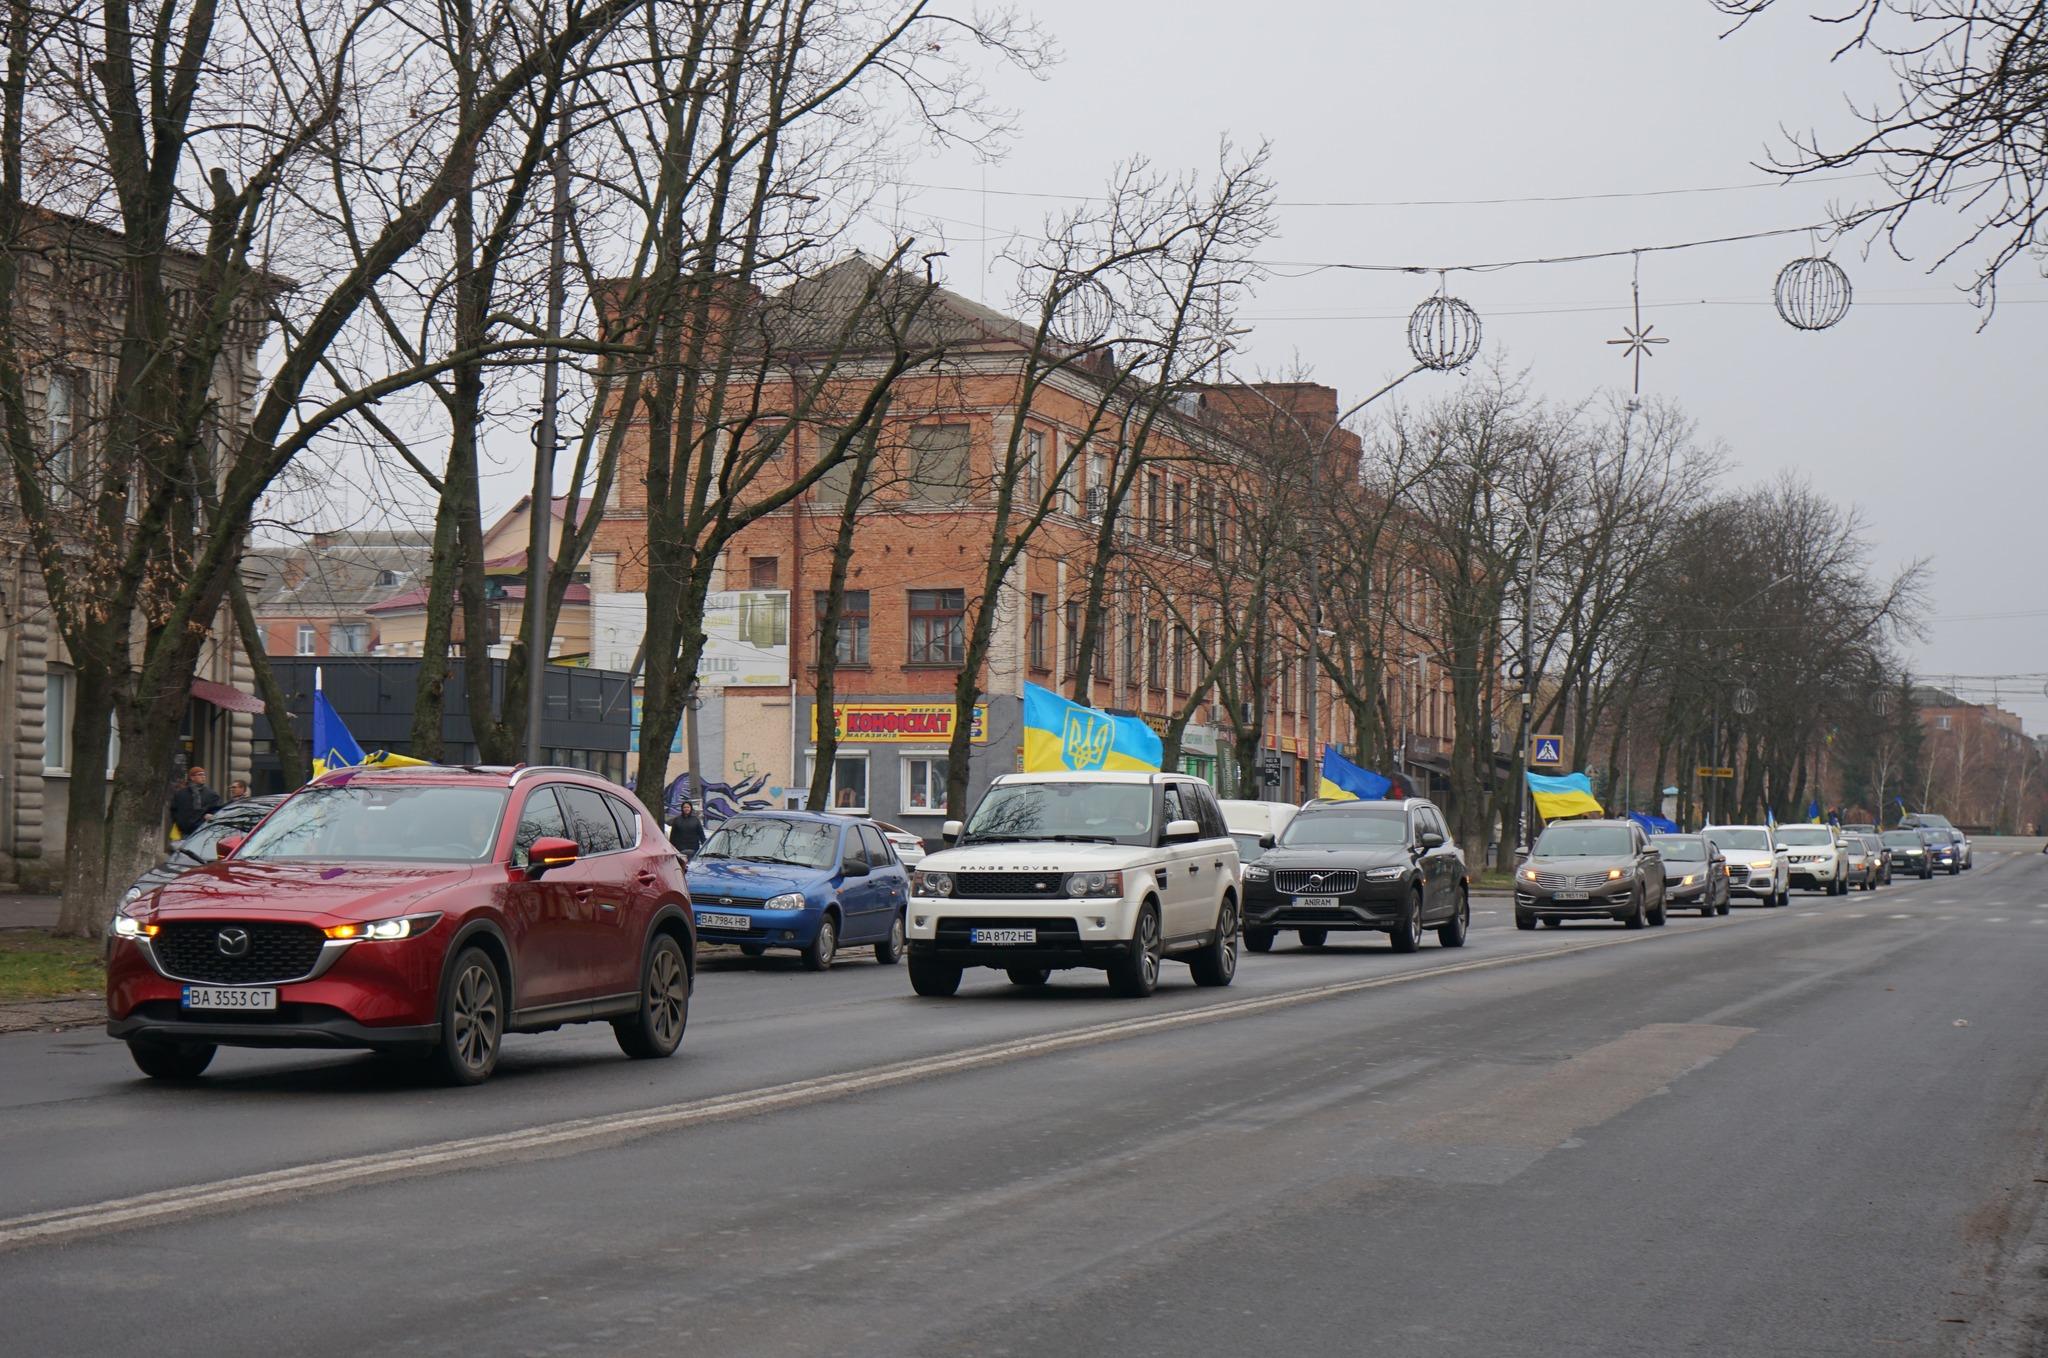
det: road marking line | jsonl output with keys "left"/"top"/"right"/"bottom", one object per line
{"left": 1987, "top": 918, "right": 2007, "bottom": 923}
{"left": 1889, "top": 914, "right": 1911, "bottom": 920}
{"left": 1798, "top": 911, "right": 1821, "bottom": 917}
{"left": 0, "top": 924, "right": 1724, "bottom": 1251}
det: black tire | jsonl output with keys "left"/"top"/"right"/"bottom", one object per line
{"left": 1623, "top": 890, "right": 1647, "bottom": 930}
{"left": 1515, "top": 909, "right": 1537, "bottom": 931}
{"left": 1775, "top": 886, "right": 1791, "bottom": 907}
{"left": 1188, "top": 898, "right": 1240, "bottom": 987}
{"left": 1542, "top": 916, "right": 1564, "bottom": 928}
{"left": 1297, "top": 927, "right": 1329, "bottom": 949}
{"left": 1701, "top": 901, "right": 1716, "bottom": 917}
{"left": 874, "top": 915, "right": 906, "bottom": 965}
{"left": 614, "top": 934, "right": 689, "bottom": 1060}
{"left": 128, "top": 1038, "right": 216, "bottom": 1081}
{"left": 800, "top": 912, "right": 839, "bottom": 972}
{"left": 1437, "top": 891, "right": 1470, "bottom": 948}
{"left": 1390, "top": 894, "right": 1425, "bottom": 953}
{"left": 1948, "top": 862, "right": 1960, "bottom": 876}
{"left": 1718, "top": 897, "right": 1731, "bottom": 916}
{"left": 1649, "top": 894, "right": 1668, "bottom": 927}
{"left": 1005, "top": 966, "right": 1052, "bottom": 987}
{"left": 908, "top": 955, "right": 962, "bottom": 997}
{"left": 739, "top": 943, "right": 767, "bottom": 958}
{"left": 1245, "top": 927, "right": 1278, "bottom": 953}
{"left": 433, "top": 947, "right": 504, "bottom": 1086}
{"left": 1921, "top": 865, "right": 1932, "bottom": 880}
{"left": 1107, "top": 902, "right": 1162, "bottom": 997}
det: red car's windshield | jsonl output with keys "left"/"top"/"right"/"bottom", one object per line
{"left": 235, "top": 785, "right": 508, "bottom": 863}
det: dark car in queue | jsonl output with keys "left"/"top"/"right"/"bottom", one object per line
{"left": 1238, "top": 798, "right": 1468, "bottom": 954}
{"left": 1882, "top": 828, "right": 1935, "bottom": 878}
{"left": 1647, "top": 834, "right": 1730, "bottom": 917}
{"left": 1515, "top": 819, "right": 1668, "bottom": 930}
{"left": 685, "top": 812, "right": 910, "bottom": 970}
{"left": 1921, "top": 828, "right": 1960, "bottom": 875}
{"left": 117, "top": 795, "right": 288, "bottom": 917}
{"left": 106, "top": 765, "right": 695, "bottom": 1085}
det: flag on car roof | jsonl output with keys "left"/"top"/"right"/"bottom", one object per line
{"left": 1317, "top": 745, "right": 1392, "bottom": 802}
{"left": 1525, "top": 770, "right": 1603, "bottom": 820}
{"left": 311, "top": 671, "right": 431, "bottom": 777}
{"left": 1021, "top": 682, "right": 1161, "bottom": 773}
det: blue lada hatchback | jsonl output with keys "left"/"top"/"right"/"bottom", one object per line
{"left": 684, "top": 812, "right": 909, "bottom": 969}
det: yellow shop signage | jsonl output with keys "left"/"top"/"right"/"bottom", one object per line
{"left": 814, "top": 703, "right": 988, "bottom": 743}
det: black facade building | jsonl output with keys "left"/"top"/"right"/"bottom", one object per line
{"left": 250, "top": 658, "right": 633, "bottom": 794}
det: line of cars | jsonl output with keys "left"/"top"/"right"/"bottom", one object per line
{"left": 102, "top": 757, "right": 1973, "bottom": 1088}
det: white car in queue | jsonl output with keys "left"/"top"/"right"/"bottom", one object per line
{"left": 903, "top": 771, "right": 1242, "bottom": 999}
{"left": 1703, "top": 824, "right": 1790, "bottom": 907}
{"left": 1219, "top": 797, "right": 1299, "bottom": 883}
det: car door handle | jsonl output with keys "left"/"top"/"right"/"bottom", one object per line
{"left": 635, "top": 870, "right": 659, "bottom": 885}
{"left": 1188, "top": 864, "right": 1201, "bottom": 874}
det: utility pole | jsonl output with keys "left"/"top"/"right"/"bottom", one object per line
{"left": 523, "top": 99, "right": 569, "bottom": 768}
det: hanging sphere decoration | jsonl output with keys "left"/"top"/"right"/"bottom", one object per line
{"left": 1052, "top": 276, "right": 1116, "bottom": 347}
{"left": 1407, "top": 294, "right": 1483, "bottom": 371}
{"left": 1774, "top": 256, "right": 1853, "bottom": 331}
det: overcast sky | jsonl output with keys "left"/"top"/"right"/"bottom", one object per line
{"left": 443, "top": 1, "right": 2044, "bottom": 727}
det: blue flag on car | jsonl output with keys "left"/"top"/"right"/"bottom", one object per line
{"left": 312, "top": 688, "right": 367, "bottom": 776}
{"left": 1317, "top": 745, "right": 1392, "bottom": 801}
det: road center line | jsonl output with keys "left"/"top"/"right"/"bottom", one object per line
{"left": 0, "top": 923, "right": 1718, "bottom": 1251}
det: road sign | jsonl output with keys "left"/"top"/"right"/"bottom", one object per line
{"left": 1530, "top": 735, "right": 1564, "bottom": 768}
{"left": 1259, "top": 748, "right": 1283, "bottom": 785}
{"left": 1695, "top": 766, "right": 1735, "bottom": 779}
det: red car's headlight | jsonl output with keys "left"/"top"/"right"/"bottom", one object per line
{"left": 324, "top": 912, "right": 442, "bottom": 942}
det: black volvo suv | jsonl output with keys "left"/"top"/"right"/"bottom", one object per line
{"left": 1239, "top": 798, "right": 1469, "bottom": 953}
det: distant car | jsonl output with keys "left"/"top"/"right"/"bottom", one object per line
{"left": 1703, "top": 825, "right": 1789, "bottom": 906}
{"left": 1776, "top": 825, "right": 1848, "bottom": 895}
{"left": 1515, "top": 819, "right": 1668, "bottom": 929}
{"left": 1837, "top": 833, "right": 1881, "bottom": 891}
{"left": 1218, "top": 798, "right": 1299, "bottom": 880}
{"left": 1647, "top": 834, "right": 1731, "bottom": 916}
{"left": 119, "top": 795, "right": 288, "bottom": 914}
{"left": 1902, "top": 812, "right": 1972, "bottom": 871}
{"left": 1853, "top": 832, "right": 1893, "bottom": 884}
{"left": 869, "top": 820, "right": 930, "bottom": 867}
{"left": 687, "top": 812, "right": 909, "bottom": 969}
{"left": 1882, "top": 828, "right": 1934, "bottom": 878}
{"left": 1948, "top": 827, "right": 1974, "bottom": 870}
{"left": 1921, "top": 828, "right": 1960, "bottom": 875}
{"left": 1239, "top": 798, "right": 1467, "bottom": 952}
{"left": 106, "top": 766, "right": 695, "bottom": 1085}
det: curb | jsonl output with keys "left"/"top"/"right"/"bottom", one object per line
{"left": 0, "top": 995, "right": 101, "bottom": 1036}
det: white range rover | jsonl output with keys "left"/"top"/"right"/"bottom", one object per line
{"left": 904, "top": 771, "right": 1242, "bottom": 998}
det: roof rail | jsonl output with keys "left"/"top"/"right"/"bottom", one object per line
{"left": 508, "top": 764, "right": 603, "bottom": 785}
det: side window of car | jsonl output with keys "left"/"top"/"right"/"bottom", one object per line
{"left": 1162, "top": 785, "right": 1186, "bottom": 829}
{"left": 513, "top": 787, "right": 569, "bottom": 868}
{"left": 558, "top": 786, "right": 624, "bottom": 857}
{"left": 604, "top": 794, "right": 643, "bottom": 849}
{"left": 1193, "top": 784, "right": 1227, "bottom": 840}
{"left": 841, "top": 828, "right": 869, "bottom": 875}
{"left": 859, "top": 824, "right": 893, "bottom": 869}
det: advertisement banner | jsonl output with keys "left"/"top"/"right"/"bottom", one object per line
{"left": 813, "top": 702, "right": 988, "bottom": 744}
{"left": 593, "top": 590, "right": 790, "bottom": 688}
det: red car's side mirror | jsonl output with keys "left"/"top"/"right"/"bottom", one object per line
{"left": 526, "top": 835, "right": 580, "bottom": 878}
{"left": 217, "top": 836, "right": 245, "bottom": 859}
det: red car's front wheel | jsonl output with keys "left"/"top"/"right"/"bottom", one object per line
{"left": 615, "top": 935, "right": 689, "bottom": 1060}
{"left": 434, "top": 948, "right": 504, "bottom": 1086}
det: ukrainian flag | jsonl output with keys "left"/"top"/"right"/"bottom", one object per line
{"left": 1317, "top": 745, "right": 1392, "bottom": 801}
{"left": 311, "top": 687, "right": 430, "bottom": 777}
{"left": 1526, "top": 770, "right": 1603, "bottom": 820}
{"left": 1021, "top": 682, "right": 1162, "bottom": 773}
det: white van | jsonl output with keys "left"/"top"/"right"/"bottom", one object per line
{"left": 1219, "top": 798, "right": 1299, "bottom": 872}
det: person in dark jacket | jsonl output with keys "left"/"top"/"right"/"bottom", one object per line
{"left": 169, "top": 766, "right": 223, "bottom": 838}
{"left": 668, "top": 799, "right": 706, "bottom": 858}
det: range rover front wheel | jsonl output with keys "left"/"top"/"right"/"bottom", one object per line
{"left": 1188, "top": 898, "right": 1239, "bottom": 987}
{"left": 908, "top": 955, "right": 962, "bottom": 997}
{"left": 1108, "top": 903, "right": 1162, "bottom": 997}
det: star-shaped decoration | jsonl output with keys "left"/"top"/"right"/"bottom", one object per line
{"left": 1606, "top": 254, "right": 1670, "bottom": 397}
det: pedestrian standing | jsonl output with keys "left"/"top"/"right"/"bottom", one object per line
{"left": 668, "top": 798, "right": 706, "bottom": 858}
{"left": 170, "top": 765, "right": 223, "bottom": 839}
{"left": 227, "top": 779, "right": 251, "bottom": 802}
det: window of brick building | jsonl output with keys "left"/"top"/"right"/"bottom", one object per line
{"left": 1123, "top": 611, "right": 1140, "bottom": 691}
{"left": 1145, "top": 619, "right": 1164, "bottom": 690}
{"left": 1029, "top": 593, "right": 1049, "bottom": 671}
{"left": 1022, "top": 429, "right": 1045, "bottom": 504}
{"left": 907, "top": 589, "right": 965, "bottom": 665}
{"left": 296, "top": 624, "right": 317, "bottom": 656}
{"left": 814, "top": 590, "right": 870, "bottom": 665}
{"left": 749, "top": 556, "right": 779, "bottom": 589}
{"left": 1146, "top": 473, "right": 1164, "bottom": 544}
{"left": 1091, "top": 606, "right": 1110, "bottom": 679}
{"left": 908, "top": 425, "right": 971, "bottom": 503}
{"left": 1169, "top": 481, "right": 1186, "bottom": 547}
{"left": 333, "top": 622, "right": 370, "bottom": 655}
{"left": 1172, "top": 624, "right": 1190, "bottom": 693}
{"left": 1063, "top": 600, "right": 1081, "bottom": 678}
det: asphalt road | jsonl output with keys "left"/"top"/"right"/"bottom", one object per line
{"left": 4, "top": 849, "right": 2046, "bottom": 1357}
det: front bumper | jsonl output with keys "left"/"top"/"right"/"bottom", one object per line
{"left": 106, "top": 926, "right": 446, "bottom": 1034}
{"left": 1242, "top": 879, "right": 1409, "bottom": 931}
{"left": 108, "top": 1002, "right": 438, "bottom": 1051}
{"left": 906, "top": 899, "right": 1138, "bottom": 969}
{"left": 1513, "top": 885, "right": 1634, "bottom": 919}
{"left": 691, "top": 902, "right": 827, "bottom": 947}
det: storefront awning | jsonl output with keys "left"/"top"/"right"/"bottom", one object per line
{"left": 191, "top": 677, "right": 267, "bottom": 715}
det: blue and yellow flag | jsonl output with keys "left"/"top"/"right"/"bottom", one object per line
{"left": 1526, "top": 770, "right": 1603, "bottom": 820}
{"left": 312, "top": 689, "right": 366, "bottom": 777}
{"left": 1318, "top": 745, "right": 1392, "bottom": 801}
{"left": 1021, "top": 682, "right": 1162, "bottom": 773}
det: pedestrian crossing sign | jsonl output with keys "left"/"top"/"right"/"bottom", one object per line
{"left": 1531, "top": 736, "right": 1564, "bottom": 768}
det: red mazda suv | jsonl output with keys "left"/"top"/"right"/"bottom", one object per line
{"left": 107, "top": 765, "right": 694, "bottom": 1085}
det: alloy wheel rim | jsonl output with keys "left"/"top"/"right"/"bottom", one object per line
{"left": 1140, "top": 911, "right": 1159, "bottom": 985}
{"left": 818, "top": 918, "right": 836, "bottom": 962}
{"left": 452, "top": 964, "right": 499, "bottom": 1071}
{"left": 649, "top": 949, "right": 686, "bottom": 1046}
{"left": 1220, "top": 905, "right": 1239, "bottom": 978}
{"left": 890, "top": 919, "right": 904, "bottom": 957}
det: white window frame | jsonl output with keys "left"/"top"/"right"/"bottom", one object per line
{"left": 296, "top": 624, "right": 318, "bottom": 655}
{"left": 332, "top": 622, "right": 369, "bottom": 655}
{"left": 46, "top": 369, "right": 78, "bottom": 505}
{"left": 43, "top": 667, "right": 72, "bottom": 775}
{"left": 899, "top": 751, "right": 950, "bottom": 816}
{"left": 804, "top": 747, "right": 870, "bottom": 813}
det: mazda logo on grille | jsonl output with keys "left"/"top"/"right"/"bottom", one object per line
{"left": 215, "top": 927, "right": 251, "bottom": 958}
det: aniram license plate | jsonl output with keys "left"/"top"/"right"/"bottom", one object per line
{"left": 1291, "top": 896, "right": 1340, "bottom": 910}
{"left": 697, "top": 912, "right": 752, "bottom": 932}
{"left": 970, "top": 927, "right": 1037, "bottom": 945}
{"left": 182, "top": 986, "right": 277, "bottom": 1011}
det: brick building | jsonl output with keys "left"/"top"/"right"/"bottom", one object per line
{"left": 590, "top": 260, "right": 1454, "bottom": 835}
{"left": 250, "top": 529, "right": 432, "bottom": 658}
